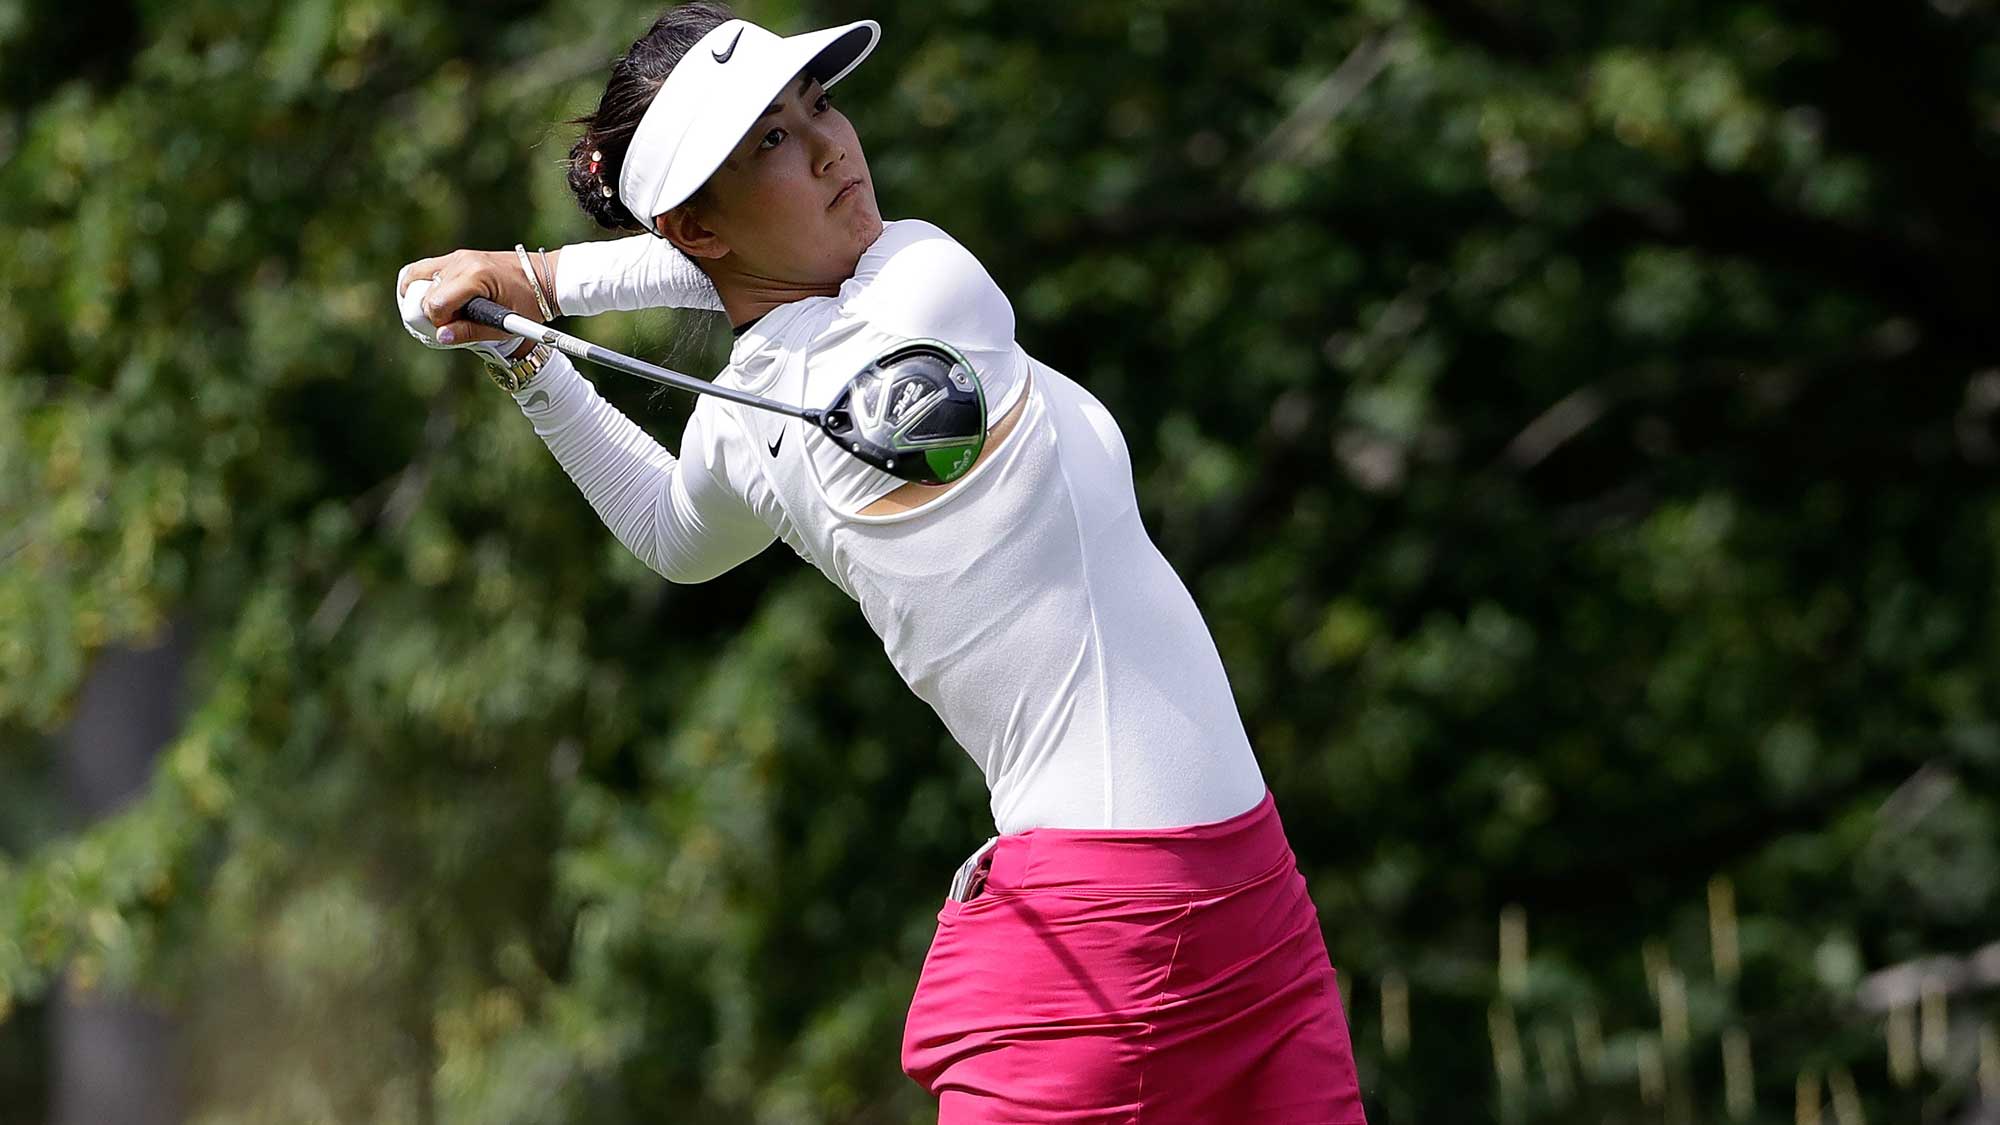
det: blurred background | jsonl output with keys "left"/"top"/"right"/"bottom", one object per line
{"left": 3, "top": 0, "right": 1997, "bottom": 1121}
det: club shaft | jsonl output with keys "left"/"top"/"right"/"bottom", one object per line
{"left": 463, "top": 298, "right": 814, "bottom": 421}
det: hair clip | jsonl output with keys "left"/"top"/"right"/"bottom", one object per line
{"left": 587, "top": 149, "right": 603, "bottom": 175}
{"left": 600, "top": 184, "right": 615, "bottom": 197}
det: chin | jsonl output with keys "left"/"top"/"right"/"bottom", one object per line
{"left": 839, "top": 211, "right": 883, "bottom": 263}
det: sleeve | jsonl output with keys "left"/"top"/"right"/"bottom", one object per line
{"left": 553, "top": 235, "right": 726, "bottom": 317}
{"left": 510, "top": 353, "right": 776, "bottom": 584}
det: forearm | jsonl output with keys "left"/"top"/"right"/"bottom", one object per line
{"left": 552, "top": 235, "right": 725, "bottom": 317}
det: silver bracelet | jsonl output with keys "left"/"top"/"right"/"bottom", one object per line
{"left": 537, "top": 247, "right": 560, "bottom": 317}
{"left": 515, "top": 243, "right": 556, "bottom": 321}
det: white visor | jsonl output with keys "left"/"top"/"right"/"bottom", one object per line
{"left": 618, "top": 17, "right": 880, "bottom": 228}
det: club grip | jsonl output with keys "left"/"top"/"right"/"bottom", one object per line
{"left": 461, "top": 297, "right": 516, "bottom": 330}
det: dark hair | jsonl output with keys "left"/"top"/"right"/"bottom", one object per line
{"left": 567, "top": 2, "right": 735, "bottom": 232}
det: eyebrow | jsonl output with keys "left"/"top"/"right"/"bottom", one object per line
{"left": 758, "top": 74, "right": 816, "bottom": 121}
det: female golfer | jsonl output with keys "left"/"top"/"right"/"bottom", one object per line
{"left": 397, "top": 4, "right": 1366, "bottom": 1121}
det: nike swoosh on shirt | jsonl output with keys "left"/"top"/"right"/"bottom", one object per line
{"left": 768, "top": 428, "right": 784, "bottom": 457}
{"left": 711, "top": 29, "right": 743, "bottom": 63}
{"left": 523, "top": 390, "right": 550, "bottom": 410}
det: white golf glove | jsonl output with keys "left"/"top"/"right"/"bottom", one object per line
{"left": 396, "top": 268, "right": 524, "bottom": 368}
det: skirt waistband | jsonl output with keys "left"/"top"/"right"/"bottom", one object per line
{"left": 965, "top": 787, "right": 1289, "bottom": 896}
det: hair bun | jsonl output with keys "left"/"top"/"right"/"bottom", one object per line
{"left": 567, "top": 132, "right": 642, "bottom": 232}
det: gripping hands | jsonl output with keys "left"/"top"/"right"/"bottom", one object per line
{"left": 396, "top": 272, "right": 525, "bottom": 367}
{"left": 394, "top": 247, "right": 556, "bottom": 364}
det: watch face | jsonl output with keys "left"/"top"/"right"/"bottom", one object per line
{"left": 479, "top": 343, "right": 552, "bottom": 393}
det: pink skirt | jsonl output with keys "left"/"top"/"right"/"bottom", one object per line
{"left": 900, "top": 788, "right": 1369, "bottom": 1124}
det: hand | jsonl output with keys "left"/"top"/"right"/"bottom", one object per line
{"left": 395, "top": 247, "right": 557, "bottom": 346}
{"left": 396, "top": 274, "right": 527, "bottom": 364}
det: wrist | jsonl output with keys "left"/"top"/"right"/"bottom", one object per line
{"left": 539, "top": 248, "right": 562, "bottom": 317}
{"left": 481, "top": 341, "right": 554, "bottom": 393}
{"left": 515, "top": 243, "right": 557, "bottom": 322}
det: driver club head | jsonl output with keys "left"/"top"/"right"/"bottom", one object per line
{"left": 817, "top": 339, "right": 988, "bottom": 484}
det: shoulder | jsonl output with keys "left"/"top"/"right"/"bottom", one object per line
{"left": 863, "top": 217, "right": 971, "bottom": 260}
{"left": 841, "top": 218, "right": 1015, "bottom": 346}
{"left": 852, "top": 218, "right": 989, "bottom": 290}
{"left": 682, "top": 393, "right": 758, "bottom": 464}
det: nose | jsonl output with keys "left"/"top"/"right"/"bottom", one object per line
{"left": 808, "top": 124, "right": 845, "bottom": 176}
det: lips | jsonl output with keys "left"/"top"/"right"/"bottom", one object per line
{"left": 829, "top": 178, "right": 862, "bottom": 209}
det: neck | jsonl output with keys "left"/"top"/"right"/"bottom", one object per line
{"left": 708, "top": 260, "right": 843, "bottom": 330}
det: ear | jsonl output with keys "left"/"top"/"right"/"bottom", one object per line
{"left": 656, "top": 204, "right": 730, "bottom": 260}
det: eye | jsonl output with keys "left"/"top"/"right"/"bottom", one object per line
{"left": 814, "top": 92, "right": 832, "bottom": 113}
{"left": 758, "top": 127, "right": 786, "bottom": 151}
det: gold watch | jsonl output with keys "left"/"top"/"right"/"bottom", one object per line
{"left": 480, "top": 341, "right": 554, "bottom": 393}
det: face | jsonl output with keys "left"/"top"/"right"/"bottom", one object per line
{"left": 658, "top": 73, "right": 882, "bottom": 285}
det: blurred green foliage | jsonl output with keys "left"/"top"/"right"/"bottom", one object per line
{"left": 3, "top": 0, "right": 1998, "bottom": 1121}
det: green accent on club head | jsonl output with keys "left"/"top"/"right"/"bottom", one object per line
{"left": 925, "top": 440, "right": 982, "bottom": 482}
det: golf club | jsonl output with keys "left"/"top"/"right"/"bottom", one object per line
{"left": 461, "top": 297, "right": 988, "bottom": 485}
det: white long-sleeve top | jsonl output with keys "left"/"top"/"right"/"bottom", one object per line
{"left": 520, "top": 219, "right": 1266, "bottom": 834}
